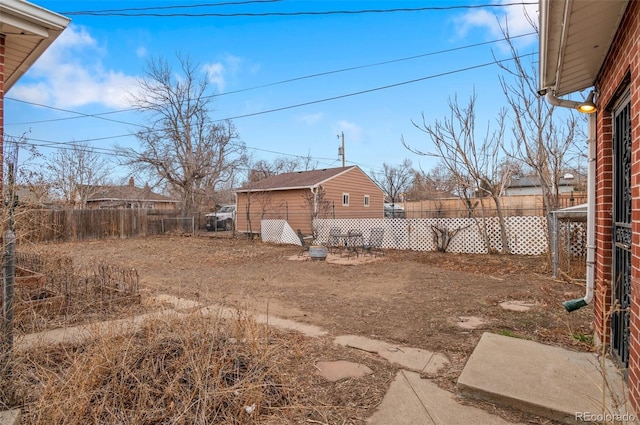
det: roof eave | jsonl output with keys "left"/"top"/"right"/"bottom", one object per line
{"left": 236, "top": 185, "right": 315, "bottom": 194}
{"left": 538, "top": 0, "right": 629, "bottom": 97}
{"left": 1, "top": 0, "right": 70, "bottom": 91}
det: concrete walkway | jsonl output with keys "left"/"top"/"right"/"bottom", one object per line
{"left": 5, "top": 296, "right": 638, "bottom": 425}
{"left": 368, "top": 370, "right": 517, "bottom": 425}
{"left": 458, "top": 332, "right": 638, "bottom": 424}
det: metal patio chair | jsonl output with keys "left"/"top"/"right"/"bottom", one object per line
{"left": 327, "top": 227, "right": 343, "bottom": 254}
{"left": 297, "top": 229, "right": 313, "bottom": 256}
{"left": 363, "top": 227, "right": 385, "bottom": 257}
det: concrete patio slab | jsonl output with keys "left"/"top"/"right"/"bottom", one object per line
{"left": 498, "top": 300, "right": 536, "bottom": 312}
{"left": 458, "top": 332, "right": 637, "bottom": 425}
{"left": 315, "top": 360, "right": 373, "bottom": 382}
{"left": 334, "top": 335, "right": 449, "bottom": 374}
{"left": 15, "top": 309, "right": 183, "bottom": 351}
{"left": 148, "top": 294, "right": 202, "bottom": 311}
{"left": 0, "top": 410, "right": 20, "bottom": 425}
{"left": 368, "top": 370, "right": 521, "bottom": 425}
{"left": 197, "top": 303, "right": 329, "bottom": 337}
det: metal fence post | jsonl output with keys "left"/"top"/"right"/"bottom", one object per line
{"left": 2, "top": 230, "right": 16, "bottom": 402}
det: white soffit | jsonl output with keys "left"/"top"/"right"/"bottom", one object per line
{"left": 0, "top": 0, "right": 70, "bottom": 92}
{"left": 540, "top": 0, "right": 628, "bottom": 97}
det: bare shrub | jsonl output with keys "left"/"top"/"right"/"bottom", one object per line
{"left": 9, "top": 252, "right": 142, "bottom": 334}
{"left": 13, "top": 312, "right": 300, "bottom": 424}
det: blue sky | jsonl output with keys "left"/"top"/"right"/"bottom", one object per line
{"left": 5, "top": 0, "right": 542, "bottom": 184}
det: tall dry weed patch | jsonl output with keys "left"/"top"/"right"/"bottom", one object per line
{"left": 12, "top": 311, "right": 301, "bottom": 424}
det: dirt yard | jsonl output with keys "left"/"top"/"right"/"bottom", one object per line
{"left": 22, "top": 233, "right": 593, "bottom": 423}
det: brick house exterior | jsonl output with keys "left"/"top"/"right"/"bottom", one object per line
{"left": 0, "top": 1, "right": 69, "bottom": 192}
{"left": 540, "top": 0, "right": 640, "bottom": 410}
{"left": 235, "top": 166, "right": 384, "bottom": 235}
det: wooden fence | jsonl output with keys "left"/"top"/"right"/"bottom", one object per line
{"left": 403, "top": 192, "right": 587, "bottom": 218}
{"left": 12, "top": 208, "right": 209, "bottom": 243}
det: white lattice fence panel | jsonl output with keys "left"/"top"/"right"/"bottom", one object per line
{"left": 506, "top": 216, "right": 548, "bottom": 255}
{"left": 559, "top": 221, "right": 587, "bottom": 256}
{"left": 434, "top": 218, "right": 489, "bottom": 253}
{"left": 261, "top": 219, "right": 301, "bottom": 245}
{"left": 315, "top": 216, "right": 549, "bottom": 255}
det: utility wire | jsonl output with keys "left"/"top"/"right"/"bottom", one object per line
{"left": 6, "top": 49, "right": 537, "bottom": 175}
{"left": 6, "top": 32, "right": 535, "bottom": 126}
{"left": 63, "top": 0, "right": 281, "bottom": 14}
{"left": 60, "top": 3, "right": 536, "bottom": 17}
{"left": 8, "top": 52, "right": 536, "bottom": 147}
{"left": 221, "top": 52, "right": 537, "bottom": 121}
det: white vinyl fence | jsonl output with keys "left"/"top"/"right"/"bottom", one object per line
{"left": 261, "top": 216, "right": 549, "bottom": 255}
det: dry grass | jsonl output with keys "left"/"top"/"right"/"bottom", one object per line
{"left": 2, "top": 309, "right": 396, "bottom": 424}
{"left": 12, "top": 312, "right": 293, "bottom": 424}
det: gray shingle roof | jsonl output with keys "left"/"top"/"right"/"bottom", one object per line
{"left": 87, "top": 185, "right": 178, "bottom": 203}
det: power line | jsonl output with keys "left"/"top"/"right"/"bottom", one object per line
{"left": 222, "top": 53, "right": 537, "bottom": 121}
{"left": 12, "top": 135, "right": 382, "bottom": 174}
{"left": 6, "top": 33, "right": 535, "bottom": 127}
{"left": 9, "top": 52, "right": 536, "bottom": 145}
{"left": 62, "top": 0, "right": 281, "bottom": 14}
{"left": 6, "top": 50, "right": 536, "bottom": 176}
{"left": 59, "top": 3, "right": 537, "bottom": 17}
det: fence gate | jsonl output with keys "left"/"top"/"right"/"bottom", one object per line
{"left": 611, "top": 92, "right": 632, "bottom": 370}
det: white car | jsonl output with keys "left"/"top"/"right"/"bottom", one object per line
{"left": 205, "top": 205, "right": 236, "bottom": 231}
{"left": 384, "top": 203, "right": 405, "bottom": 218}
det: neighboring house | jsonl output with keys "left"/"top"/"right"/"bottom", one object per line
{"left": 85, "top": 178, "right": 179, "bottom": 210}
{"left": 14, "top": 184, "right": 55, "bottom": 207}
{"left": 502, "top": 176, "right": 575, "bottom": 196}
{"left": 0, "top": 1, "right": 69, "bottom": 188}
{"left": 539, "top": 0, "right": 640, "bottom": 411}
{"left": 235, "top": 166, "right": 384, "bottom": 235}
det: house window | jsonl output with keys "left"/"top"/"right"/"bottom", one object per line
{"left": 342, "top": 193, "right": 350, "bottom": 206}
{"left": 364, "top": 195, "right": 370, "bottom": 207}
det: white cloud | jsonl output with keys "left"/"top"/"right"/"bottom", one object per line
{"left": 455, "top": 1, "right": 538, "bottom": 42}
{"left": 336, "top": 120, "right": 364, "bottom": 144}
{"left": 203, "top": 62, "right": 226, "bottom": 92}
{"left": 9, "top": 24, "right": 140, "bottom": 109}
{"left": 203, "top": 54, "right": 248, "bottom": 92}
{"left": 136, "top": 46, "right": 148, "bottom": 58}
{"left": 298, "top": 112, "right": 324, "bottom": 125}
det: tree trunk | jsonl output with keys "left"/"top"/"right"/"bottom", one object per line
{"left": 491, "top": 194, "right": 511, "bottom": 254}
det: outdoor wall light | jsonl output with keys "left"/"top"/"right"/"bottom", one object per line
{"left": 577, "top": 91, "right": 597, "bottom": 114}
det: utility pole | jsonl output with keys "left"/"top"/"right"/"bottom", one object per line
{"left": 337, "top": 131, "right": 345, "bottom": 167}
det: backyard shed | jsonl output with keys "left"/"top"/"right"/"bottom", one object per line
{"left": 235, "top": 166, "right": 384, "bottom": 235}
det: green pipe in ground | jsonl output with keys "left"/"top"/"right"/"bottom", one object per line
{"left": 563, "top": 298, "right": 589, "bottom": 312}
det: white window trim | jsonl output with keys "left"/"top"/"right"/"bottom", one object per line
{"left": 342, "top": 193, "right": 350, "bottom": 206}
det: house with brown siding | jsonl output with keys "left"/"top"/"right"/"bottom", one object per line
{"left": 235, "top": 166, "right": 384, "bottom": 235}
{"left": 539, "top": 0, "right": 640, "bottom": 412}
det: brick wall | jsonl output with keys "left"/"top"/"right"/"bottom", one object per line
{"left": 594, "top": 0, "right": 640, "bottom": 410}
{"left": 0, "top": 34, "right": 4, "bottom": 192}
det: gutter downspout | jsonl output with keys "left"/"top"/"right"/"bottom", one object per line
{"left": 563, "top": 113, "right": 596, "bottom": 311}
{"left": 543, "top": 91, "right": 596, "bottom": 311}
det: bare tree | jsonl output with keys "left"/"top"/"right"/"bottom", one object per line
{"left": 371, "top": 159, "right": 414, "bottom": 208}
{"left": 45, "top": 143, "right": 111, "bottom": 207}
{"left": 122, "top": 54, "right": 247, "bottom": 216}
{"left": 404, "top": 93, "right": 512, "bottom": 253}
{"left": 302, "top": 185, "right": 331, "bottom": 239}
{"left": 248, "top": 154, "right": 318, "bottom": 183}
{"left": 495, "top": 18, "right": 583, "bottom": 245}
